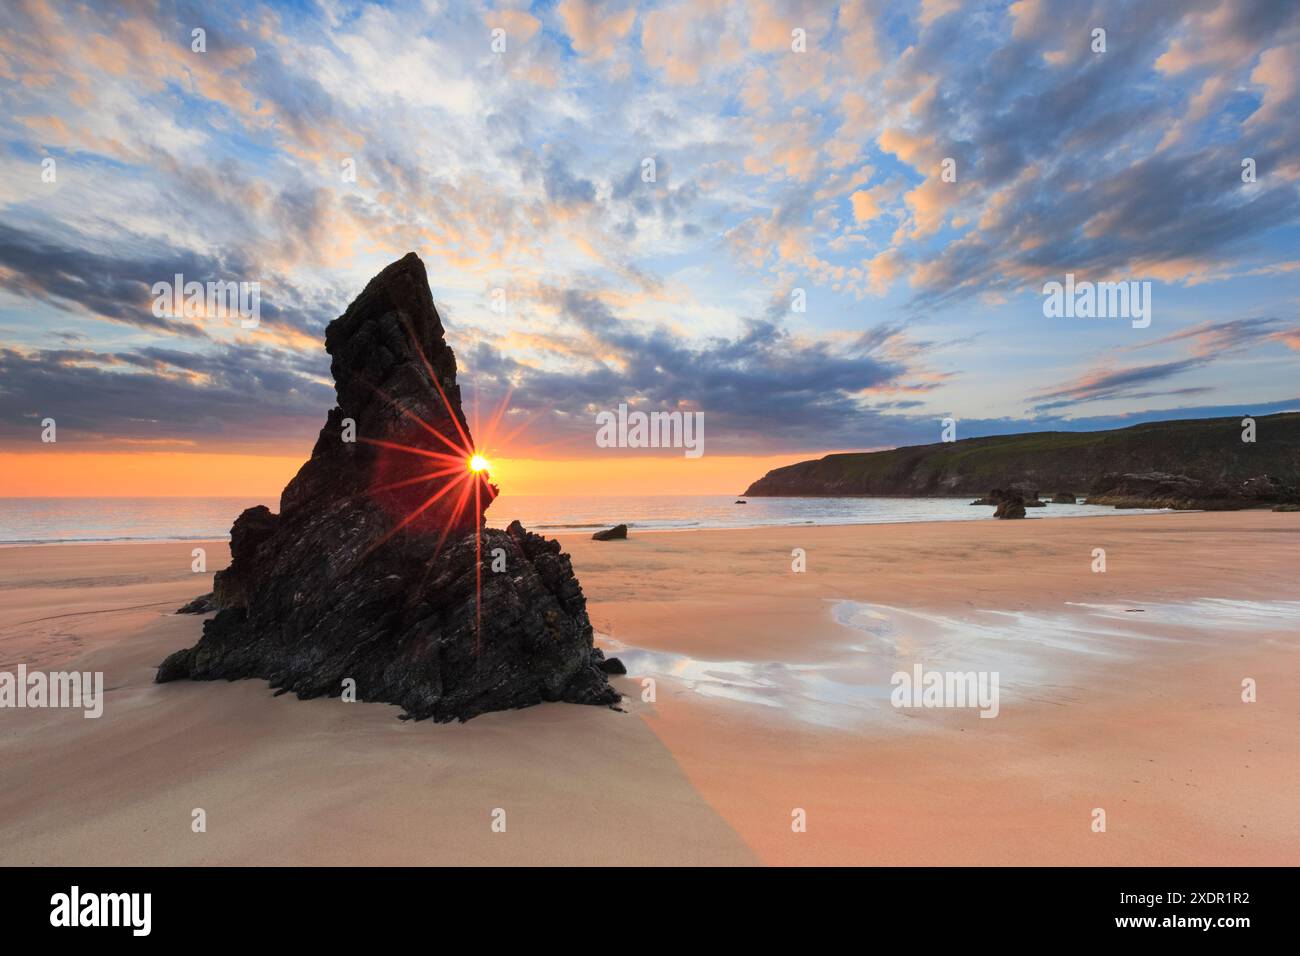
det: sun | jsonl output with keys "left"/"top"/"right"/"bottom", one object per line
{"left": 468, "top": 454, "right": 490, "bottom": 473}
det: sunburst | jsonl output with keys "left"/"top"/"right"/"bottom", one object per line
{"left": 347, "top": 319, "right": 537, "bottom": 652}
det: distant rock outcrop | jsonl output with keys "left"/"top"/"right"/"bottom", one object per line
{"left": 1051, "top": 492, "right": 1077, "bottom": 504}
{"left": 993, "top": 494, "right": 1027, "bottom": 519}
{"left": 592, "top": 524, "right": 628, "bottom": 541}
{"left": 971, "top": 485, "right": 1042, "bottom": 508}
{"left": 1087, "top": 472, "right": 1300, "bottom": 510}
{"left": 157, "top": 253, "right": 620, "bottom": 722}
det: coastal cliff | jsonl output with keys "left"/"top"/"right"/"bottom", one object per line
{"left": 742, "top": 413, "right": 1300, "bottom": 508}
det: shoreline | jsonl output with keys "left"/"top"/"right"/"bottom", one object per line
{"left": 0, "top": 503, "right": 1214, "bottom": 548}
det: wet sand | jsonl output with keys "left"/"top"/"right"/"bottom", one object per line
{"left": 1, "top": 511, "right": 1297, "bottom": 865}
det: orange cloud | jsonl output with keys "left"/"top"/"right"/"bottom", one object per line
{"left": 558, "top": 0, "right": 636, "bottom": 60}
{"left": 850, "top": 187, "right": 884, "bottom": 223}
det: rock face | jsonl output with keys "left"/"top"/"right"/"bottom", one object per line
{"left": 592, "top": 524, "right": 628, "bottom": 540}
{"left": 1051, "top": 492, "right": 1077, "bottom": 504}
{"left": 1087, "top": 472, "right": 1299, "bottom": 510}
{"left": 157, "top": 253, "right": 620, "bottom": 721}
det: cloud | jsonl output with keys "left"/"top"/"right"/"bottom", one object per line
{"left": 1138, "top": 316, "right": 1289, "bottom": 356}
{"left": 1155, "top": 0, "right": 1299, "bottom": 76}
{"left": 1, "top": 0, "right": 1298, "bottom": 464}
{"left": 0, "top": 222, "right": 335, "bottom": 345}
{"left": 1029, "top": 314, "right": 1298, "bottom": 412}
{"left": 542, "top": 155, "right": 597, "bottom": 206}
{"left": 870, "top": 0, "right": 1300, "bottom": 302}
{"left": 641, "top": 0, "right": 742, "bottom": 85}
{"left": 850, "top": 187, "right": 882, "bottom": 222}
{"left": 919, "top": 0, "right": 962, "bottom": 29}
{"left": 558, "top": 0, "right": 638, "bottom": 60}
{"left": 459, "top": 286, "right": 935, "bottom": 454}
{"left": 1030, "top": 358, "right": 1210, "bottom": 410}
{"left": 0, "top": 223, "right": 208, "bottom": 338}
{"left": 0, "top": 343, "right": 330, "bottom": 448}
{"left": 1247, "top": 42, "right": 1300, "bottom": 127}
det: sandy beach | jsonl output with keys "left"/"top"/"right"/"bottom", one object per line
{"left": 1, "top": 511, "right": 1297, "bottom": 866}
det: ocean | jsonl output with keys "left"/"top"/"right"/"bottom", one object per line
{"left": 0, "top": 495, "right": 1170, "bottom": 545}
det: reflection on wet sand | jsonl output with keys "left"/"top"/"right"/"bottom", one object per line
{"left": 601, "top": 598, "right": 1300, "bottom": 729}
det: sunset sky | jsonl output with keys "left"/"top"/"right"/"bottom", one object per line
{"left": 1, "top": 0, "right": 1298, "bottom": 497}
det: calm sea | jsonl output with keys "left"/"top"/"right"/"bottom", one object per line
{"left": 0, "top": 495, "right": 1167, "bottom": 545}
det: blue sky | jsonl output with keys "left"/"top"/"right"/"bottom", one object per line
{"left": 0, "top": 0, "right": 1297, "bottom": 466}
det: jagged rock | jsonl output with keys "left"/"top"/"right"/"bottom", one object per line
{"left": 212, "top": 505, "right": 278, "bottom": 609}
{"left": 973, "top": 486, "right": 1041, "bottom": 507}
{"left": 1008, "top": 482, "right": 1044, "bottom": 506}
{"left": 156, "top": 253, "right": 619, "bottom": 721}
{"left": 592, "top": 524, "right": 628, "bottom": 540}
{"left": 176, "top": 592, "right": 216, "bottom": 615}
{"left": 1089, "top": 471, "right": 1222, "bottom": 509}
{"left": 735, "top": 499, "right": 747, "bottom": 504}
{"left": 1238, "top": 475, "right": 1297, "bottom": 503}
{"left": 993, "top": 496, "right": 1026, "bottom": 519}
{"left": 1241, "top": 476, "right": 1279, "bottom": 499}
{"left": 1051, "top": 492, "right": 1076, "bottom": 504}
{"left": 1087, "top": 472, "right": 1298, "bottom": 510}
{"left": 589, "top": 645, "right": 626, "bottom": 674}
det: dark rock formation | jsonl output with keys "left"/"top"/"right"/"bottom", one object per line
{"left": 592, "top": 524, "right": 628, "bottom": 540}
{"left": 735, "top": 499, "right": 747, "bottom": 504}
{"left": 1051, "top": 492, "right": 1077, "bottom": 504}
{"left": 211, "top": 504, "right": 278, "bottom": 609}
{"left": 1273, "top": 503, "right": 1300, "bottom": 512}
{"left": 1087, "top": 472, "right": 1300, "bottom": 510}
{"left": 597, "top": 655, "right": 627, "bottom": 675}
{"left": 157, "top": 253, "right": 619, "bottom": 721}
{"left": 176, "top": 593, "right": 216, "bottom": 614}
{"left": 993, "top": 495, "right": 1026, "bottom": 519}
{"left": 972, "top": 485, "right": 1042, "bottom": 507}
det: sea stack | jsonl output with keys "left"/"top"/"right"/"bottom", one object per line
{"left": 157, "top": 253, "right": 620, "bottom": 721}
